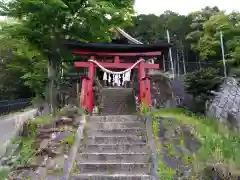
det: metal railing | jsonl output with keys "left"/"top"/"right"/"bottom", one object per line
{"left": 0, "top": 98, "right": 32, "bottom": 116}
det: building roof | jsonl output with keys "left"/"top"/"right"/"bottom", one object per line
{"left": 115, "top": 28, "right": 143, "bottom": 44}
{"left": 64, "top": 40, "right": 172, "bottom": 53}
{"left": 64, "top": 28, "right": 172, "bottom": 53}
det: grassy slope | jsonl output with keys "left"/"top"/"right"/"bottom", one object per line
{"left": 152, "top": 108, "right": 240, "bottom": 179}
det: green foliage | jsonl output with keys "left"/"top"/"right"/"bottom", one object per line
{"left": 14, "top": 138, "right": 36, "bottom": 166}
{"left": 186, "top": 8, "right": 240, "bottom": 64}
{"left": 184, "top": 67, "right": 222, "bottom": 98}
{"left": 184, "top": 67, "right": 222, "bottom": 112}
{"left": 139, "top": 98, "right": 151, "bottom": 115}
{"left": 0, "top": 167, "right": 10, "bottom": 180}
{"left": 0, "top": 21, "right": 47, "bottom": 99}
{"left": 126, "top": 11, "right": 192, "bottom": 45}
{"left": 0, "top": 0, "right": 134, "bottom": 105}
{"left": 60, "top": 130, "right": 76, "bottom": 146}
{"left": 186, "top": 6, "right": 220, "bottom": 50}
{"left": 127, "top": 6, "right": 240, "bottom": 74}
{"left": 0, "top": 0, "right": 134, "bottom": 52}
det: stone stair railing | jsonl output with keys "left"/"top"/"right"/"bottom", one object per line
{"left": 144, "top": 115, "right": 158, "bottom": 178}
{"left": 137, "top": 115, "right": 158, "bottom": 179}
{"left": 60, "top": 115, "right": 87, "bottom": 180}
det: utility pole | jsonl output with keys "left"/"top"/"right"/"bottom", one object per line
{"left": 163, "top": 54, "right": 166, "bottom": 72}
{"left": 166, "top": 30, "right": 175, "bottom": 78}
{"left": 181, "top": 44, "right": 186, "bottom": 75}
{"left": 176, "top": 48, "right": 180, "bottom": 76}
{"left": 77, "top": 80, "right": 80, "bottom": 107}
{"left": 220, "top": 31, "right": 227, "bottom": 77}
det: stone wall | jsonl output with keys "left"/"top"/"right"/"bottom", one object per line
{"left": 133, "top": 70, "right": 196, "bottom": 109}
{"left": 149, "top": 71, "right": 175, "bottom": 108}
{"left": 207, "top": 78, "right": 240, "bottom": 126}
{"left": 171, "top": 76, "right": 195, "bottom": 108}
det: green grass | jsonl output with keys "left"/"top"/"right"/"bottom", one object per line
{"left": 0, "top": 167, "right": 10, "bottom": 180}
{"left": 60, "top": 129, "right": 77, "bottom": 146}
{"left": 152, "top": 108, "right": 240, "bottom": 179}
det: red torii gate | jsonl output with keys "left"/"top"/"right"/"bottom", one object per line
{"left": 65, "top": 41, "right": 171, "bottom": 113}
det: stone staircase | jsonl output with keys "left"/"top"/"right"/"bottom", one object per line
{"left": 71, "top": 115, "right": 155, "bottom": 180}
{"left": 102, "top": 88, "right": 136, "bottom": 115}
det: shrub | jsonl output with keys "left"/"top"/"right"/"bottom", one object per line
{"left": 184, "top": 67, "right": 222, "bottom": 113}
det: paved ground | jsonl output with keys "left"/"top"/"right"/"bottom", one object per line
{"left": 0, "top": 109, "right": 37, "bottom": 156}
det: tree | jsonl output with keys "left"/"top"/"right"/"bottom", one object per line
{"left": 193, "top": 11, "right": 240, "bottom": 67}
{"left": 186, "top": 6, "right": 220, "bottom": 52}
{"left": 126, "top": 11, "right": 192, "bottom": 45}
{"left": 0, "top": 0, "right": 134, "bottom": 114}
{"left": 125, "top": 14, "right": 164, "bottom": 44}
{"left": 184, "top": 67, "right": 222, "bottom": 113}
{"left": 0, "top": 21, "right": 46, "bottom": 100}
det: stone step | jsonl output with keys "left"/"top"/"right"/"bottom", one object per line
{"left": 79, "top": 143, "right": 148, "bottom": 153}
{"left": 103, "top": 95, "right": 131, "bottom": 98}
{"left": 103, "top": 96, "right": 134, "bottom": 100}
{"left": 102, "top": 98, "right": 132, "bottom": 102}
{"left": 102, "top": 90, "right": 133, "bottom": 94}
{"left": 75, "top": 162, "right": 151, "bottom": 174}
{"left": 86, "top": 128, "right": 146, "bottom": 136}
{"left": 76, "top": 153, "right": 150, "bottom": 162}
{"left": 70, "top": 174, "right": 155, "bottom": 180}
{"left": 103, "top": 99, "right": 135, "bottom": 103}
{"left": 102, "top": 88, "right": 133, "bottom": 92}
{"left": 103, "top": 101, "right": 130, "bottom": 105}
{"left": 87, "top": 122, "right": 145, "bottom": 129}
{"left": 103, "top": 100, "right": 130, "bottom": 103}
{"left": 102, "top": 93, "right": 133, "bottom": 95}
{"left": 102, "top": 88, "right": 136, "bottom": 115}
{"left": 89, "top": 115, "right": 139, "bottom": 122}
{"left": 102, "top": 112, "right": 136, "bottom": 115}
{"left": 102, "top": 107, "right": 135, "bottom": 113}
{"left": 103, "top": 99, "right": 132, "bottom": 103}
{"left": 86, "top": 136, "right": 146, "bottom": 144}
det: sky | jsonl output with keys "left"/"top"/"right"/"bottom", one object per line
{"left": 0, "top": 0, "right": 239, "bottom": 21}
{"left": 134, "top": 0, "right": 239, "bottom": 15}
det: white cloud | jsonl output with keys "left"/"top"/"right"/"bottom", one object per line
{"left": 134, "top": 0, "right": 239, "bottom": 15}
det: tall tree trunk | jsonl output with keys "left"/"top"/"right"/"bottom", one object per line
{"left": 48, "top": 59, "right": 58, "bottom": 116}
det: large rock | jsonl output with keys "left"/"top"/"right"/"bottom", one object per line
{"left": 207, "top": 78, "right": 240, "bottom": 128}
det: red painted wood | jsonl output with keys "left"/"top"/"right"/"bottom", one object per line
{"left": 114, "top": 56, "right": 120, "bottom": 63}
{"left": 88, "top": 56, "right": 95, "bottom": 80}
{"left": 80, "top": 78, "right": 87, "bottom": 109}
{"left": 138, "top": 58, "right": 145, "bottom": 104}
{"left": 145, "top": 77, "right": 151, "bottom": 106}
{"left": 86, "top": 56, "right": 95, "bottom": 113}
{"left": 72, "top": 49, "right": 162, "bottom": 57}
{"left": 74, "top": 61, "right": 159, "bottom": 69}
